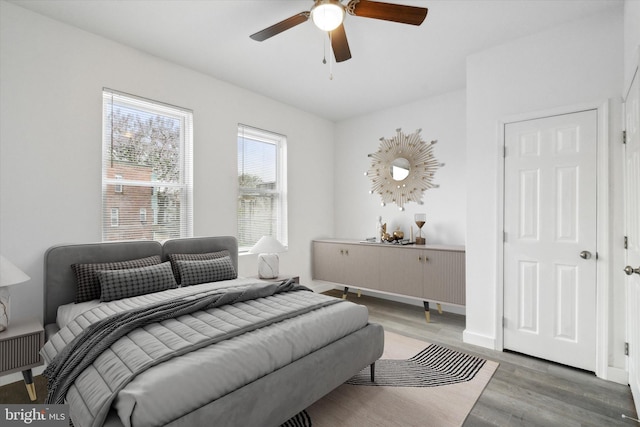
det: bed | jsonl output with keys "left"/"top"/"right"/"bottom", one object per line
{"left": 42, "top": 236, "right": 384, "bottom": 427}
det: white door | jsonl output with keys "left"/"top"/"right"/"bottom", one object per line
{"left": 625, "top": 67, "right": 640, "bottom": 413}
{"left": 503, "top": 110, "right": 598, "bottom": 371}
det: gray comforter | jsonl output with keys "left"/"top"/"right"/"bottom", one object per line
{"left": 42, "top": 279, "right": 370, "bottom": 427}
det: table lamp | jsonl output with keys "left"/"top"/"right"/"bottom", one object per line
{"left": 249, "top": 236, "right": 286, "bottom": 279}
{"left": 0, "top": 255, "right": 30, "bottom": 332}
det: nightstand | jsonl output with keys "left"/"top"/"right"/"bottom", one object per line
{"left": 0, "top": 318, "right": 44, "bottom": 401}
{"left": 251, "top": 275, "right": 299, "bottom": 284}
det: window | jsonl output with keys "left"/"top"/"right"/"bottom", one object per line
{"left": 237, "top": 124, "right": 287, "bottom": 252}
{"left": 114, "top": 174, "right": 123, "bottom": 193}
{"left": 111, "top": 208, "right": 119, "bottom": 227}
{"left": 102, "top": 89, "right": 193, "bottom": 242}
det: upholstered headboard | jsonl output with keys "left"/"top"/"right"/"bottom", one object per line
{"left": 161, "top": 236, "right": 238, "bottom": 269}
{"left": 43, "top": 236, "right": 238, "bottom": 327}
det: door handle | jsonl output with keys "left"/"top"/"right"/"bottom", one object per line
{"left": 579, "top": 251, "right": 592, "bottom": 260}
{"left": 624, "top": 265, "right": 640, "bottom": 276}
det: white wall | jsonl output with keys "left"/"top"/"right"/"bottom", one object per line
{"left": 465, "top": 7, "right": 625, "bottom": 375}
{"left": 325, "top": 90, "right": 466, "bottom": 309}
{"left": 332, "top": 90, "right": 467, "bottom": 245}
{"left": 624, "top": 0, "right": 640, "bottom": 91}
{"left": 0, "top": 1, "right": 335, "bottom": 323}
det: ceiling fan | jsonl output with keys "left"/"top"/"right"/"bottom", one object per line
{"left": 250, "top": 0, "right": 428, "bottom": 63}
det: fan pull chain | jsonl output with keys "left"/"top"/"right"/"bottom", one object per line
{"left": 329, "top": 31, "right": 334, "bottom": 80}
{"left": 322, "top": 32, "right": 327, "bottom": 64}
{"left": 321, "top": 32, "right": 334, "bottom": 80}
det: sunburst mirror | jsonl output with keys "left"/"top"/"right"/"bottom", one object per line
{"left": 365, "top": 128, "right": 443, "bottom": 211}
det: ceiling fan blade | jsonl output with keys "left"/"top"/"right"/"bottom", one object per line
{"left": 348, "top": 0, "right": 427, "bottom": 26}
{"left": 250, "top": 12, "right": 310, "bottom": 41}
{"left": 330, "top": 24, "right": 352, "bottom": 62}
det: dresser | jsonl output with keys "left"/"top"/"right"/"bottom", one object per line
{"left": 312, "top": 239, "right": 465, "bottom": 322}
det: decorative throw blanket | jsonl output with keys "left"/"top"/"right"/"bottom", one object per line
{"left": 42, "top": 279, "right": 345, "bottom": 427}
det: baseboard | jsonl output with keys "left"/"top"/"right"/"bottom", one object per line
{"left": 0, "top": 366, "right": 44, "bottom": 387}
{"left": 463, "top": 329, "right": 497, "bottom": 350}
{"left": 605, "top": 366, "right": 628, "bottom": 385}
{"left": 357, "top": 289, "right": 466, "bottom": 315}
{"left": 309, "top": 281, "right": 334, "bottom": 294}
{"left": 310, "top": 281, "right": 466, "bottom": 315}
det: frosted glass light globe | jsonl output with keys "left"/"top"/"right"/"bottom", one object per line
{"left": 311, "top": 1, "right": 345, "bottom": 31}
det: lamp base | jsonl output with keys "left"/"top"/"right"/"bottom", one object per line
{"left": 257, "top": 253, "right": 279, "bottom": 279}
{"left": 0, "top": 286, "right": 10, "bottom": 332}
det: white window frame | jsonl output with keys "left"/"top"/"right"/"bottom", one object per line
{"left": 102, "top": 89, "right": 193, "bottom": 241}
{"left": 237, "top": 124, "right": 288, "bottom": 252}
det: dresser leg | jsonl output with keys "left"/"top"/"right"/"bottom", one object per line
{"left": 342, "top": 287, "right": 349, "bottom": 299}
{"left": 22, "top": 369, "right": 37, "bottom": 401}
{"left": 370, "top": 362, "right": 375, "bottom": 382}
{"left": 423, "top": 301, "right": 431, "bottom": 323}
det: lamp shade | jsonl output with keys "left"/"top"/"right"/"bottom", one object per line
{"left": 0, "top": 255, "right": 30, "bottom": 287}
{"left": 0, "top": 255, "right": 29, "bottom": 332}
{"left": 249, "top": 236, "right": 286, "bottom": 254}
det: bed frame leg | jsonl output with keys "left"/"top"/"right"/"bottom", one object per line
{"left": 437, "top": 303, "right": 443, "bottom": 314}
{"left": 342, "top": 286, "right": 349, "bottom": 299}
{"left": 423, "top": 301, "right": 431, "bottom": 323}
{"left": 370, "top": 362, "right": 375, "bottom": 382}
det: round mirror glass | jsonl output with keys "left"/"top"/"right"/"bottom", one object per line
{"left": 390, "top": 157, "right": 410, "bottom": 181}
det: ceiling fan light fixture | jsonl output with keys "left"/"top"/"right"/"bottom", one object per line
{"left": 311, "top": 0, "right": 345, "bottom": 31}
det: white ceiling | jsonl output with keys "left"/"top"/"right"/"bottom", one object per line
{"left": 9, "top": 0, "right": 623, "bottom": 121}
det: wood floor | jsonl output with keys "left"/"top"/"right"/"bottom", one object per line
{"left": 325, "top": 289, "right": 638, "bottom": 427}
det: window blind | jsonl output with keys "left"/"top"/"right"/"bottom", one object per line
{"left": 237, "top": 124, "right": 288, "bottom": 251}
{"left": 102, "top": 89, "right": 193, "bottom": 242}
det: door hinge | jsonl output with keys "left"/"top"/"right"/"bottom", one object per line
{"left": 624, "top": 236, "right": 629, "bottom": 249}
{"left": 625, "top": 342, "right": 629, "bottom": 356}
{"left": 623, "top": 130, "right": 627, "bottom": 144}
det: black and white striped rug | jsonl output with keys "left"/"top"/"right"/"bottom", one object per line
{"left": 281, "top": 344, "right": 487, "bottom": 427}
{"left": 346, "top": 343, "right": 486, "bottom": 387}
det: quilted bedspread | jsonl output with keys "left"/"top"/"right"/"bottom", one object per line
{"left": 41, "top": 279, "right": 370, "bottom": 427}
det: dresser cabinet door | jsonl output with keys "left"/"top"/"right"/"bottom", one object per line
{"left": 312, "top": 242, "right": 380, "bottom": 289}
{"left": 421, "top": 249, "right": 466, "bottom": 305}
{"left": 341, "top": 243, "right": 380, "bottom": 290}
{"left": 377, "top": 246, "right": 423, "bottom": 298}
{"left": 312, "top": 241, "right": 345, "bottom": 283}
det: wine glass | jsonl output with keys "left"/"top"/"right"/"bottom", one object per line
{"left": 414, "top": 213, "right": 426, "bottom": 245}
